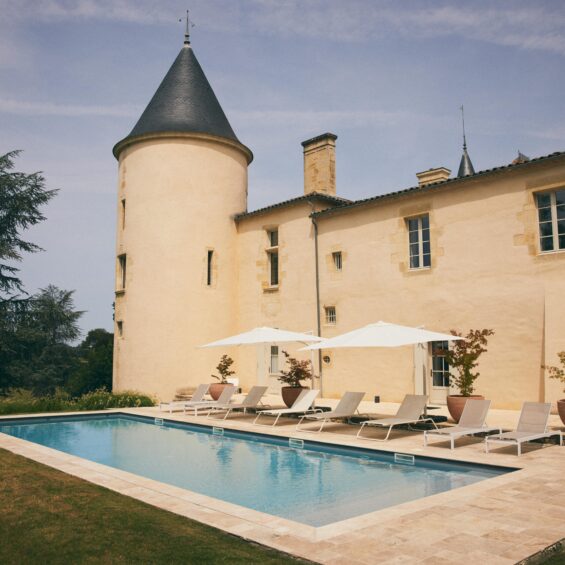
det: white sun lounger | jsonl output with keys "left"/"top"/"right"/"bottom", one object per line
{"left": 423, "top": 399, "right": 501, "bottom": 449}
{"left": 296, "top": 391, "right": 365, "bottom": 432}
{"left": 206, "top": 386, "right": 269, "bottom": 419}
{"left": 357, "top": 394, "right": 438, "bottom": 441}
{"left": 159, "top": 383, "right": 209, "bottom": 413}
{"left": 253, "top": 389, "right": 320, "bottom": 426}
{"left": 485, "top": 402, "right": 563, "bottom": 456}
{"left": 183, "top": 385, "right": 237, "bottom": 416}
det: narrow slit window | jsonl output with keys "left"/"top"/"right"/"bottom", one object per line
{"left": 325, "top": 306, "right": 336, "bottom": 325}
{"left": 118, "top": 254, "right": 127, "bottom": 290}
{"left": 332, "top": 251, "right": 342, "bottom": 271}
{"left": 269, "top": 251, "right": 279, "bottom": 286}
{"left": 207, "top": 250, "right": 214, "bottom": 286}
{"left": 121, "top": 199, "right": 126, "bottom": 229}
{"left": 407, "top": 215, "right": 431, "bottom": 269}
{"left": 117, "top": 321, "right": 124, "bottom": 338}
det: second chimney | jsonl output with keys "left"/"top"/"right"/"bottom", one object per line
{"left": 416, "top": 167, "right": 451, "bottom": 187}
{"left": 301, "top": 133, "right": 337, "bottom": 195}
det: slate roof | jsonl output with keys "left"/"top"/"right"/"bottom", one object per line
{"left": 457, "top": 145, "right": 475, "bottom": 177}
{"left": 311, "top": 150, "right": 565, "bottom": 219}
{"left": 234, "top": 193, "right": 351, "bottom": 221}
{"left": 114, "top": 44, "right": 244, "bottom": 157}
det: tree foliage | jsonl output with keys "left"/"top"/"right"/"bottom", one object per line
{"left": 544, "top": 351, "right": 565, "bottom": 394}
{"left": 0, "top": 151, "right": 57, "bottom": 299}
{"left": 442, "top": 329, "right": 495, "bottom": 397}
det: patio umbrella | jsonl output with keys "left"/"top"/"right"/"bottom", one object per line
{"left": 302, "top": 321, "right": 463, "bottom": 350}
{"left": 301, "top": 321, "right": 464, "bottom": 413}
{"left": 200, "top": 326, "right": 322, "bottom": 348}
{"left": 200, "top": 327, "right": 322, "bottom": 391}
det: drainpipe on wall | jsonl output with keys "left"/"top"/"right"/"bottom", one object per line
{"left": 310, "top": 205, "right": 323, "bottom": 396}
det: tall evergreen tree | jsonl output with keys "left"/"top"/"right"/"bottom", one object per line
{"left": 0, "top": 150, "right": 56, "bottom": 300}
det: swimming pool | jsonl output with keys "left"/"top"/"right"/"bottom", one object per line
{"left": 0, "top": 413, "right": 513, "bottom": 526}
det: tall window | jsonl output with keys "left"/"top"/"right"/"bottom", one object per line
{"left": 407, "top": 215, "right": 431, "bottom": 269}
{"left": 118, "top": 254, "right": 127, "bottom": 290}
{"left": 536, "top": 189, "right": 565, "bottom": 252}
{"left": 266, "top": 229, "right": 279, "bottom": 286}
{"left": 206, "top": 250, "right": 214, "bottom": 286}
{"left": 332, "top": 251, "right": 342, "bottom": 271}
{"left": 116, "top": 321, "right": 124, "bottom": 338}
{"left": 325, "top": 306, "right": 336, "bottom": 325}
{"left": 431, "top": 341, "right": 450, "bottom": 387}
{"left": 121, "top": 199, "right": 126, "bottom": 229}
{"left": 270, "top": 346, "right": 279, "bottom": 374}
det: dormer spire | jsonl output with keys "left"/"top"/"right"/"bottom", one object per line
{"left": 457, "top": 105, "right": 475, "bottom": 177}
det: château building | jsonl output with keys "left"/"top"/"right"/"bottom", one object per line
{"left": 112, "top": 35, "right": 565, "bottom": 409}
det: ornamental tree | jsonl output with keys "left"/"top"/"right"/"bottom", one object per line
{"left": 442, "top": 329, "right": 495, "bottom": 397}
{"left": 277, "top": 350, "right": 312, "bottom": 388}
{"left": 211, "top": 354, "right": 235, "bottom": 384}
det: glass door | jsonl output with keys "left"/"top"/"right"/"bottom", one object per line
{"left": 429, "top": 341, "right": 450, "bottom": 404}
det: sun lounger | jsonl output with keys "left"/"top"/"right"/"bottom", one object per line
{"left": 485, "top": 402, "right": 563, "bottom": 456}
{"left": 357, "top": 394, "right": 438, "bottom": 441}
{"left": 296, "top": 391, "right": 365, "bottom": 432}
{"left": 206, "top": 386, "right": 268, "bottom": 419}
{"left": 159, "top": 383, "right": 209, "bottom": 413}
{"left": 423, "top": 399, "right": 501, "bottom": 449}
{"left": 183, "top": 385, "right": 237, "bottom": 416}
{"left": 253, "top": 389, "right": 320, "bottom": 426}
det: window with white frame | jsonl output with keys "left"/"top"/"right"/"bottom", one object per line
{"left": 269, "top": 346, "right": 279, "bottom": 374}
{"left": 407, "top": 215, "right": 431, "bottom": 269}
{"left": 332, "top": 251, "right": 342, "bottom": 271}
{"left": 325, "top": 306, "right": 336, "bottom": 325}
{"left": 431, "top": 341, "right": 450, "bottom": 387}
{"left": 266, "top": 229, "right": 279, "bottom": 286}
{"left": 536, "top": 189, "right": 565, "bottom": 252}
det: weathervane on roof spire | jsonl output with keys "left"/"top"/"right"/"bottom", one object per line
{"left": 460, "top": 104, "right": 467, "bottom": 150}
{"left": 179, "top": 10, "right": 194, "bottom": 45}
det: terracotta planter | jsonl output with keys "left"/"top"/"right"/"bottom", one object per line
{"left": 557, "top": 399, "right": 565, "bottom": 426}
{"left": 446, "top": 394, "right": 484, "bottom": 423}
{"left": 209, "top": 383, "right": 230, "bottom": 401}
{"left": 281, "top": 386, "right": 309, "bottom": 408}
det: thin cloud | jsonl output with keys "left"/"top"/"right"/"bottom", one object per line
{"left": 0, "top": 98, "right": 140, "bottom": 117}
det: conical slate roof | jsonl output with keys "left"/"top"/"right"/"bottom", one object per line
{"left": 457, "top": 145, "right": 475, "bottom": 177}
{"left": 114, "top": 42, "right": 246, "bottom": 157}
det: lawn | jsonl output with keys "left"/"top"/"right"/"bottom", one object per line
{"left": 0, "top": 448, "right": 309, "bottom": 564}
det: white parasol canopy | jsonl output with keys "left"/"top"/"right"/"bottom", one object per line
{"left": 200, "top": 326, "right": 322, "bottom": 348}
{"left": 302, "top": 321, "right": 464, "bottom": 350}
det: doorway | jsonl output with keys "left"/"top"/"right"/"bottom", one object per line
{"left": 429, "top": 341, "right": 450, "bottom": 404}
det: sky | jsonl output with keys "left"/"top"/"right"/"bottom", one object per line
{"left": 1, "top": 0, "right": 564, "bottom": 338}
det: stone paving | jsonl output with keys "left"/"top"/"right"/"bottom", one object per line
{"left": 1, "top": 397, "right": 564, "bottom": 564}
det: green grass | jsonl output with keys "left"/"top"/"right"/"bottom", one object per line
{"left": 0, "top": 448, "right": 309, "bottom": 564}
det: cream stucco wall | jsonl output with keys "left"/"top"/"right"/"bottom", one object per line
{"left": 315, "top": 161, "right": 565, "bottom": 408}
{"left": 113, "top": 135, "right": 248, "bottom": 400}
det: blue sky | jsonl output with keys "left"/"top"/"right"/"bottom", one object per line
{"left": 1, "top": 0, "right": 564, "bottom": 336}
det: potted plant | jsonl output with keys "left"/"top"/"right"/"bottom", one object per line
{"left": 441, "top": 329, "right": 494, "bottom": 423}
{"left": 210, "top": 354, "right": 235, "bottom": 400}
{"left": 277, "top": 350, "right": 313, "bottom": 407}
{"left": 544, "top": 351, "right": 565, "bottom": 425}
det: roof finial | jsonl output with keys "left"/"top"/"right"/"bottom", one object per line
{"left": 180, "top": 9, "right": 193, "bottom": 45}
{"left": 460, "top": 104, "right": 467, "bottom": 149}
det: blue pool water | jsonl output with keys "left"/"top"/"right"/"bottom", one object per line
{"left": 0, "top": 414, "right": 512, "bottom": 526}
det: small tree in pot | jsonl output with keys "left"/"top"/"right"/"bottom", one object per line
{"left": 277, "top": 350, "right": 313, "bottom": 407}
{"left": 441, "top": 328, "right": 494, "bottom": 422}
{"left": 210, "top": 354, "right": 235, "bottom": 400}
{"left": 544, "top": 351, "right": 565, "bottom": 425}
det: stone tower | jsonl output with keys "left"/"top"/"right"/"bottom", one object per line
{"left": 112, "top": 34, "right": 252, "bottom": 399}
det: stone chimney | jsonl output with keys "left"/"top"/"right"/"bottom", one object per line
{"left": 301, "top": 132, "right": 337, "bottom": 195}
{"left": 416, "top": 167, "right": 451, "bottom": 187}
